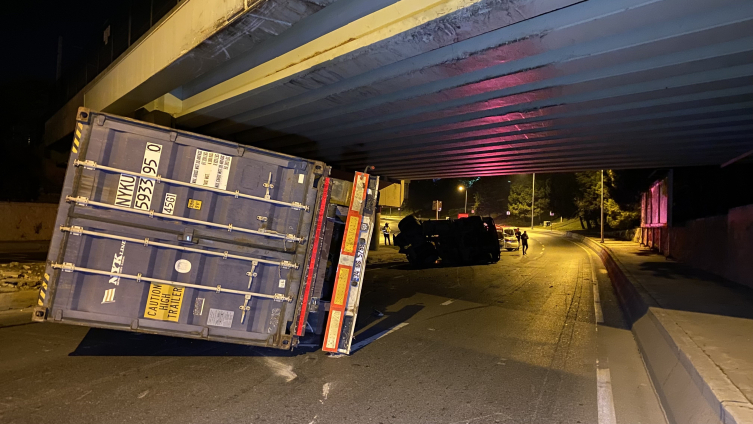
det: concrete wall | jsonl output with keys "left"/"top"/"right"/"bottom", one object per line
{"left": 0, "top": 203, "right": 59, "bottom": 241}
{"left": 379, "top": 180, "right": 407, "bottom": 208}
{"left": 669, "top": 204, "right": 753, "bottom": 289}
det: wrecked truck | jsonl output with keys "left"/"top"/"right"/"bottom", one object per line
{"left": 33, "top": 108, "right": 377, "bottom": 355}
{"left": 394, "top": 215, "right": 501, "bottom": 266}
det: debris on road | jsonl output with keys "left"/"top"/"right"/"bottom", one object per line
{"left": 0, "top": 261, "right": 45, "bottom": 292}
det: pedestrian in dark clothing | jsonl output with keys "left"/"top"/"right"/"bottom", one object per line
{"left": 382, "top": 223, "right": 391, "bottom": 245}
{"left": 514, "top": 228, "right": 521, "bottom": 250}
{"left": 521, "top": 231, "right": 529, "bottom": 255}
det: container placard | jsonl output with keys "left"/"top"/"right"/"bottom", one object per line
{"left": 325, "top": 310, "right": 342, "bottom": 350}
{"left": 342, "top": 215, "right": 360, "bottom": 255}
{"left": 332, "top": 265, "right": 352, "bottom": 307}
{"left": 144, "top": 283, "right": 184, "bottom": 322}
{"left": 190, "top": 149, "right": 232, "bottom": 190}
{"left": 207, "top": 308, "right": 234, "bottom": 328}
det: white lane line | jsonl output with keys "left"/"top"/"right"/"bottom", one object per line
{"left": 556, "top": 234, "right": 616, "bottom": 424}
{"left": 349, "top": 322, "right": 409, "bottom": 353}
{"left": 440, "top": 299, "right": 454, "bottom": 306}
{"left": 563, "top": 238, "right": 604, "bottom": 324}
{"left": 597, "top": 366, "right": 618, "bottom": 424}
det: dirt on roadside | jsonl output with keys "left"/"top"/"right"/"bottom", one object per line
{"left": 0, "top": 262, "right": 46, "bottom": 293}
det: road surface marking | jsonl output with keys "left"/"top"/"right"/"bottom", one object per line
{"left": 261, "top": 357, "right": 297, "bottom": 382}
{"left": 597, "top": 366, "right": 618, "bottom": 424}
{"left": 441, "top": 299, "right": 454, "bottom": 306}
{"left": 320, "top": 382, "right": 331, "bottom": 403}
{"left": 349, "top": 322, "right": 409, "bottom": 353}
{"left": 562, "top": 237, "right": 604, "bottom": 324}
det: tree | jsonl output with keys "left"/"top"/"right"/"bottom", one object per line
{"left": 507, "top": 176, "right": 551, "bottom": 223}
{"left": 575, "top": 171, "right": 639, "bottom": 230}
{"left": 574, "top": 172, "right": 602, "bottom": 229}
{"left": 471, "top": 176, "right": 508, "bottom": 215}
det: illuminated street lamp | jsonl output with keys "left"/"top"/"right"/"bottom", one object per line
{"left": 458, "top": 185, "right": 467, "bottom": 214}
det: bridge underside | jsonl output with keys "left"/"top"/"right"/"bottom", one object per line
{"left": 50, "top": 0, "right": 753, "bottom": 179}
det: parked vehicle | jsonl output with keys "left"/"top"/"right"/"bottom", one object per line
{"left": 33, "top": 108, "right": 377, "bottom": 355}
{"left": 499, "top": 228, "right": 520, "bottom": 251}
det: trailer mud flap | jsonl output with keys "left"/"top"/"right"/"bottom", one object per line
{"left": 322, "top": 172, "right": 378, "bottom": 354}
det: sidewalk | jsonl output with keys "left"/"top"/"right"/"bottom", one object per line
{"left": 576, "top": 236, "right": 753, "bottom": 424}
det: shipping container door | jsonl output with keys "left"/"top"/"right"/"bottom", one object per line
{"left": 35, "top": 109, "right": 328, "bottom": 350}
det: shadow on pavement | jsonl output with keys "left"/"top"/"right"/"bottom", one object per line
{"left": 69, "top": 329, "right": 317, "bottom": 357}
{"left": 69, "top": 304, "right": 423, "bottom": 357}
{"left": 352, "top": 304, "right": 423, "bottom": 342}
{"left": 632, "top": 255, "right": 753, "bottom": 320}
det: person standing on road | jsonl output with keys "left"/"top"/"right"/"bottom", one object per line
{"left": 514, "top": 228, "right": 521, "bottom": 250}
{"left": 382, "top": 223, "right": 391, "bottom": 246}
{"left": 521, "top": 231, "right": 529, "bottom": 255}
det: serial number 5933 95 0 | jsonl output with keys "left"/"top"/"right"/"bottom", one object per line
{"left": 134, "top": 143, "right": 162, "bottom": 211}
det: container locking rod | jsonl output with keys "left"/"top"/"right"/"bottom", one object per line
{"left": 66, "top": 196, "right": 303, "bottom": 243}
{"left": 60, "top": 226, "right": 298, "bottom": 269}
{"left": 51, "top": 262, "right": 292, "bottom": 303}
{"left": 73, "top": 160, "right": 308, "bottom": 211}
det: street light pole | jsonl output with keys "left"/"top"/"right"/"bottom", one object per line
{"left": 601, "top": 170, "right": 604, "bottom": 243}
{"left": 458, "top": 185, "right": 467, "bottom": 214}
{"left": 531, "top": 173, "right": 535, "bottom": 229}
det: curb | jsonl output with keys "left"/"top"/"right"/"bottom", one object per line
{"left": 564, "top": 232, "right": 753, "bottom": 424}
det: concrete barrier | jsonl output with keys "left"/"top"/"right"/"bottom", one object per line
{"left": 0, "top": 202, "right": 58, "bottom": 242}
{"left": 564, "top": 232, "right": 753, "bottom": 424}
{"left": 668, "top": 204, "right": 753, "bottom": 290}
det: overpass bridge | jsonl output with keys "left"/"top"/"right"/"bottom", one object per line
{"left": 45, "top": 0, "right": 753, "bottom": 179}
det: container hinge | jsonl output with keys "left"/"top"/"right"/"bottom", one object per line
{"left": 257, "top": 216, "right": 268, "bottom": 232}
{"left": 239, "top": 294, "right": 251, "bottom": 324}
{"left": 246, "top": 261, "right": 259, "bottom": 289}
{"left": 58, "top": 262, "right": 75, "bottom": 273}
{"left": 68, "top": 226, "right": 84, "bottom": 236}
{"left": 274, "top": 293, "right": 292, "bottom": 303}
{"left": 280, "top": 261, "right": 297, "bottom": 270}
{"left": 67, "top": 196, "right": 89, "bottom": 206}
{"left": 291, "top": 202, "right": 309, "bottom": 212}
{"left": 75, "top": 159, "right": 97, "bottom": 170}
{"left": 263, "top": 172, "right": 274, "bottom": 199}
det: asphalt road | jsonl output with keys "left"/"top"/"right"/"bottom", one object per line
{"left": 0, "top": 232, "right": 666, "bottom": 424}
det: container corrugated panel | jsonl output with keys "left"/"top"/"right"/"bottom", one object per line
{"left": 34, "top": 108, "right": 330, "bottom": 350}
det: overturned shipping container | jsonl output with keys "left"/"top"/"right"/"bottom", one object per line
{"left": 34, "top": 109, "right": 377, "bottom": 354}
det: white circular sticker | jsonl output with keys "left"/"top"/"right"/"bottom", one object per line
{"left": 175, "top": 259, "right": 192, "bottom": 274}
